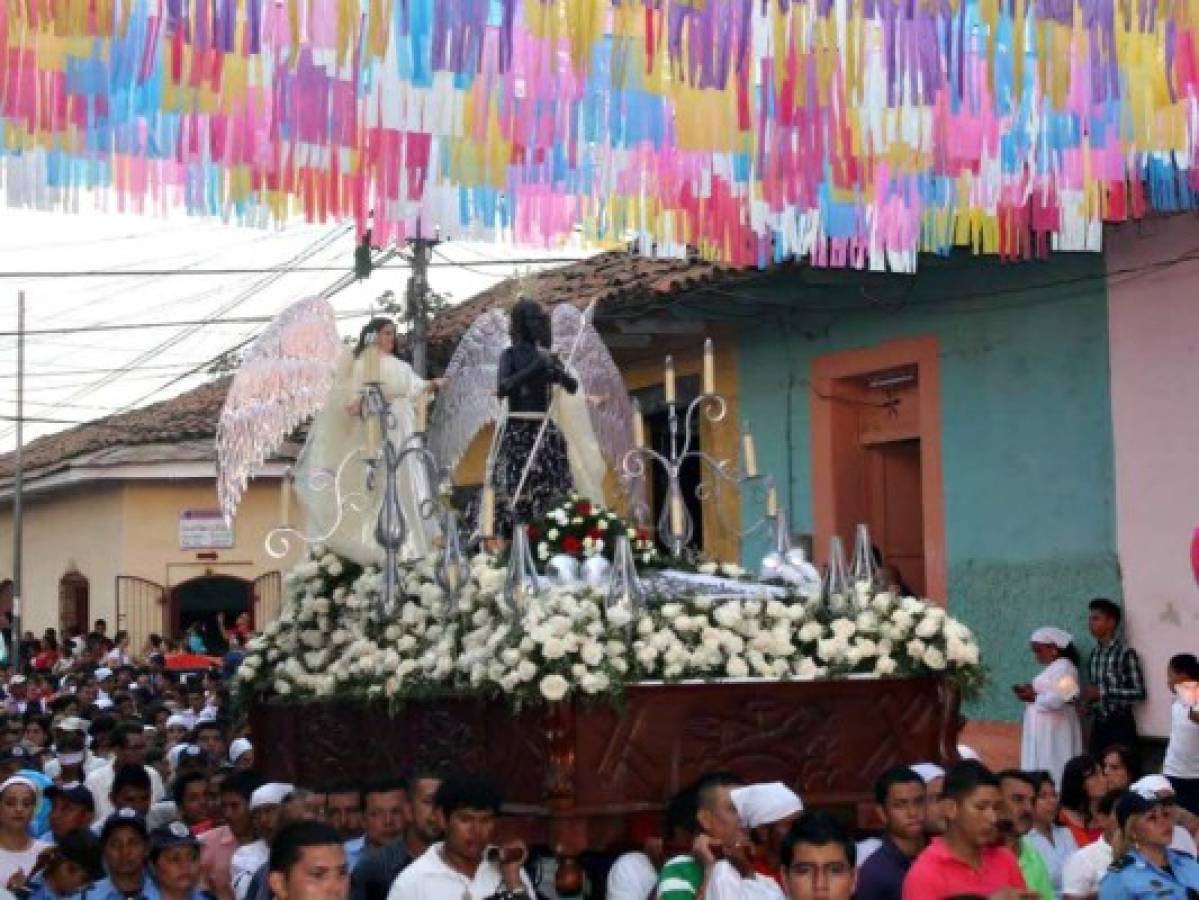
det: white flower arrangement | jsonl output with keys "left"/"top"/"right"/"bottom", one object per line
{"left": 235, "top": 546, "right": 987, "bottom": 708}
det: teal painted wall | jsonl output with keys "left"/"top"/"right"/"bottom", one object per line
{"left": 735, "top": 254, "right": 1120, "bottom": 722}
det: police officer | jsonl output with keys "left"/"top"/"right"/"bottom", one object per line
{"left": 1098, "top": 790, "right": 1199, "bottom": 898}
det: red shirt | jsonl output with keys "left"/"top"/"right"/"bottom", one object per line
{"left": 902, "top": 837, "right": 1026, "bottom": 900}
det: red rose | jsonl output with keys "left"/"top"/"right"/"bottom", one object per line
{"left": 562, "top": 536, "right": 583, "bottom": 556}
{"left": 527, "top": 526, "right": 540, "bottom": 540}
{"left": 587, "top": 527, "right": 603, "bottom": 541}
{"left": 637, "top": 527, "right": 651, "bottom": 542}
{"left": 576, "top": 501, "right": 592, "bottom": 517}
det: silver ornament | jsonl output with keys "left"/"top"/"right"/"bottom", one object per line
{"left": 581, "top": 555, "right": 613, "bottom": 587}
{"left": 546, "top": 554, "right": 581, "bottom": 586}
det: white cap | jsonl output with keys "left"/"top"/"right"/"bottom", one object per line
{"left": 55, "top": 717, "right": 91, "bottom": 733}
{"left": 9, "top": 675, "right": 26, "bottom": 686}
{"left": 730, "top": 782, "right": 804, "bottom": 828}
{"left": 1030, "top": 627, "right": 1073, "bottom": 648}
{"left": 910, "top": 763, "right": 945, "bottom": 784}
{"left": 957, "top": 744, "right": 983, "bottom": 762}
{"left": 229, "top": 738, "right": 253, "bottom": 764}
{"left": 165, "top": 715, "right": 189, "bottom": 730}
{"left": 250, "top": 783, "right": 293, "bottom": 811}
{"left": 197, "top": 708, "right": 217, "bottom": 723}
{"left": 1131, "top": 775, "right": 1175, "bottom": 799}
{"left": 94, "top": 667, "right": 113, "bottom": 681}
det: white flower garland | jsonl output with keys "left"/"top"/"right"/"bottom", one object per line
{"left": 236, "top": 548, "right": 986, "bottom": 707}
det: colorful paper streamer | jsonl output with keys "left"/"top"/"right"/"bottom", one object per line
{"left": 2, "top": 0, "right": 1198, "bottom": 270}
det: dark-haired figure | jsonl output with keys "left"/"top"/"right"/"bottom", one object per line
{"left": 268, "top": 821, "right": 348, "bottom": 900}
{"left": 386, "top": 774, "right": 532, "bottom": 900}
{"left": 294, "top": 317, "right": 443, "bottom": 565}
{"left": 493, "top": 299, "right": 579, "bottom": 534}
{"left": 1083, "top": 598, "right": 1145, "bottom": 759}
{"left": 855, "top": 767, "right": 925, "bottom": 900}
{"left": 901, "top": 762, "right": 1026, "bottom": 900}
{"left": 778, "top": 812, "right": 855, "bottom": 900}
{"left": 1015, "top": 627, "right": 1083, "bottom": 788}
{"left": 1165, "top": 652, "right": 1199, "bottom": 815}
{"left": 350, "top": 772, "right": 442, "bottom": 900}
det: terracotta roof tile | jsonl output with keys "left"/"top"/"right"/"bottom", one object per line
{"left": 0, "top": 378, "right": 231, "bottom": 480}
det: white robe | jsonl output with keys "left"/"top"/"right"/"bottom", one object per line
{"left": 294, "top": 351, "right": 439, "bottom": 565}
{"left": 1021, "top": 656, "right": 1083, "bottom": 788}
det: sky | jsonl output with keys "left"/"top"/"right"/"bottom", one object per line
{"left": 0, "top": 208, "right": 593, "bottom": 453}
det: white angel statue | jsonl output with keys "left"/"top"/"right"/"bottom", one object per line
{"left": 427, "top": 298, "right": 639, "bottom": 536}
{"left": 216, "top": 301, "right": 441, "bottom": 566}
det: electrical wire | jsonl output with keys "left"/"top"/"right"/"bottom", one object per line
{"left": 0, "top": 256, "right": 591, "bottom": 278}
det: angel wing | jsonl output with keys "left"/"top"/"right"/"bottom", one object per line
{"left": 215, "top": 296, "right": 343, "bottom": 523}
{"left": 551, "top": 305, "right": 639, "bottom": 497}
{"left": 427, "top": 309, "right": 510, "bottom": 474}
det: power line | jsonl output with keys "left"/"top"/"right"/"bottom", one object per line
{"left": 0, "top": 305, "right": 380, "bottom": 338}
{"left": 0, "top": 256, "right": 588, "bottom": 279}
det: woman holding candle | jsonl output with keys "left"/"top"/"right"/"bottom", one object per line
{"left": 294, "top": 317, "right": 443, "bottom": 564}
{"left": 493, "top": 300, "right": 580, "bottom": 535}
{"left": 1014, "top": 627, "right": 1083, "bottom": 789}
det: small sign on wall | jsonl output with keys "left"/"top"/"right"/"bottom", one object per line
{"left": 179, "top": 510, "right": 235, "bottom": 550}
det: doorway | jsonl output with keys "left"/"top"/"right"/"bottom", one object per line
{"left": 171, "top": 576, "right": 251, "bottom": 655}
{"left": 811, "top": 338, "right": 946, "bottom": 601}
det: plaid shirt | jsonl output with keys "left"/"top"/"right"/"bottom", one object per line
{"left": 1087, "top": 636, "right": 1146, "bottom": 719}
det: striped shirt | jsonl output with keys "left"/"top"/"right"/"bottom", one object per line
{"left": 657, "top": 855, "right": 703, "bottom": 900}
{"left": 1087, "top": 636, "right": 1146, "bottom": 719}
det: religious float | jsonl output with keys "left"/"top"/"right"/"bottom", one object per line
{"left": 219, "top": 296, "right": 984, "bottom": 888}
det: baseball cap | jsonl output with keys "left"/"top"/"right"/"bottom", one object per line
{"left": 149, "top": 821, "right": 199, "bottom": 855}
{"left": 45, "top": 783, "right": 95, "bottom": 811}
{"left": 54, "top": 717, "right": 91, "bottom": 734}
{"left": 100, "top": 809, "right": 148, "bottom": 844}
{"left": 1115, "top": 791, "right": 1165, "bottom": 828}
{"left": 250, "top": 783, "right": 293, "bottom": 810}
{"left": 229, "top": 739, "right": 252, "bottom": 764}
{"left": 1130, "top": 775, "right": 1175, "bottom": 800}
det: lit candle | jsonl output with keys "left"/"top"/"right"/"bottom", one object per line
{"left": 365, "top": 414, "right": 380, "bottom": 455}
{"left": 480, "top": 485, "right": 495, "bottom": 538}
{"left": 766, "top": 480, "right": 778, "bottom": 517}
{"left": 633, "top": 399, "right": 645, "bottom": 449}
{"left": 742, "top": 425, "right": 758, "bottom": 478}
{"left": 670, "top": 490, "right": 685, "bottom": 537}
{"left": 279, "top": 471, "right": 291, "bottom": 526}
{"left": 664, "top": 356, "right": 676, "bottom": 405}
{"left": 702, "top": 338, "right": 715, "bottom": 395}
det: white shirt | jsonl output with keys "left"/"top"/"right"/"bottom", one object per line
{"left": 0, "top": 841, "right": 49, "bottom": 885}
{"left": 1061, "top": 836, "right": 1112, "bottom": 897}
{"left": 606, "top": 852, "right": 657, "bottom": 900}
{"left": 44, "top": 750, "right": 107, "bottom": 780}
{"left": 1164, "top": 696, "right": 1199, "bottom": 778}
{"left": 1026, "top": 825, "right": 1078, "bottom": 891}
{"left": 387, "top": 843, "right": 536, "bottom": 900}
{"left": 231, "top": 839, "right": 269, "bottom": 900}
{"left": 706, "top": 861, "right": 785, "bottom": 900}
{"left": 84, "top": 761, "right": 165, "bottom": 822}
{"left": 855, "top": 838, "right": 882, "bottom": 867}
{"left": 1173, "top": 824, "right": 1198, "bottom": 857}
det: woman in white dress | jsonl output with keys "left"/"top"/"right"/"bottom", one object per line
{"left": 1015, "top": 626, "right": 1083, "bottom": 789}
{"left": 0, "top": 776, "right": 48, "bottom": 890}
{"left": 1165, "top": 653, "right": 1199, "bottom": 816}
{"left": 294, "top": 318, "right": 442, "bottom": 565}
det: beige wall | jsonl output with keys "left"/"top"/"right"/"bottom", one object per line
{"left": 0, "top": 475, "right": 302, "bottom": 639}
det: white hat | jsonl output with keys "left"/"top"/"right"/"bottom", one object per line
{"left": 55, "top": 717, "right": 91, "bottom": 733}
{"left": 165, "top": 715, "right": 189, "bottom": 730}
{"left": 1131, "top": 775, "right": 1175, "bottom": 800}
{"left": 1030, "top": 627, "right": 1073, "bottom": 649}
{"left": 94, "top": 667, "right": 113, "bottom": 681}
{"left": 250, "top": 783, "right": 293, "bottom": 811}
{"left": 957, "top": 744, "right": 983, "bottom": 763}
{"left": 197, "top": 708, "right": 217, "bottom": 723}
{"left": 910, "top": 763, "right": 945, "bottom": 784}
{"left": 730, "top": 782, "right": 804, "bottom": 828}
{"left": 229, "top": 738, "right": 253, "bottom": 764}
{"left": 0, "top": 776, "right": 42, "bottom": 807}
{"left": 9, "top": 675, "right": 26, "bottom": 686}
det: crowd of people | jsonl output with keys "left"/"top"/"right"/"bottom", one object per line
{"left": 0, "top": 596, "right": 1188, "bottom": 900}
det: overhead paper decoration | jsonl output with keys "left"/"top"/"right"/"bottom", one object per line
{"left": 1, "top": 0, "right": 1197, "bottom": 270}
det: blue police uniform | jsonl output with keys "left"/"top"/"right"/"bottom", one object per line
{"left": 1098, "top": 848, "right": 1199, "bottom": 898}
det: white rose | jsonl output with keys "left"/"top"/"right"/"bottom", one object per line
{"left": 501, "top": 648, "right": 521, "bottom": 666}
{"left": 274, "top": 680, "right": 292, "bottom": 695}
{"left": 548, "top": 528, "right": 560, "bottom": 541}
{"left": 698, "top": 562, "right": 718, "bottom": 575}
{"left": 726, "top": 657, "right": 749, "bottom": 678}
{"left": 875, "top": 656, "right": 898, "bottom": 675}
{"left": 721, "top": 564, "right": 745, "bottom": 578}
{"left": 906, "top": 639, "right": 927, "bottom": 658}
{"left": 915, "top": 616, "right": 940, "bottom": 639}
{"left": 923, "top": 647, "right": 947, "bottom": 671}
{"left": 580, "top": 671, "right": 610, "bottom": 694}
{"left": 541, "top": 637, "right": 567, "bottom": 660}
{"left": 581, "top": 642, "right": 604, "bottom": 666}
{"left": 606, "top": 605, "right": 633, "bottom": 629}
{"left": 516, "top": 660, "right": 538, "bottom": 682}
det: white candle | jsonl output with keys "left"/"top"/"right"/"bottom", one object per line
{"left": 279, "top": 472, "right": 291, "bottom": 526}
{"left": 670, "top": 491, "right": 685, "bottom": 537}
{"left": 364, "top": 344, "right": 383, "bottom": 384}
{"left": 480, "top": 485, "right": 495, "bottom": 538}
{"left": 416, "top": 392, "right": 429, "bottom": 433}
{"left": 365, "top": 414, "right": 380, "bottom": 455}
{"left": 742, "top": 426, "right": 758, "bottom": 478}
{"left": 702, "top": 338, "right": 715, "bottom": 395}
{"left": 633, "top": 399, "right": 645, "bottom": 449}
{"left": 664, "top": 356, "right": 676, "bottom": 405}
{"left": 766, "top": 480, "right": 778, "bottom": 517}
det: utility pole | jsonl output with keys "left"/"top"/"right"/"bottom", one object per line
{"left": 405, "top": 235, "right": 439, "bottom": 378}
{"left": 11, "top": 291, "right": 24, "bottom": 664}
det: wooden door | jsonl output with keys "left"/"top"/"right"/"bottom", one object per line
{"left": 865, "top": 439, "right": 926, "bottom": 596}
{"left": 252, "top": 572, "right": 282, "bottom": 629}
{"left": 115, "top": 576, "right": 165, "bottom": 656}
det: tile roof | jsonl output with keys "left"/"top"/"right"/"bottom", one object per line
{"left": 427, "top": 250, "right": 748, "bottom": 349}
{"left": 0, "top": 378, "right": 232, "bottom": 481}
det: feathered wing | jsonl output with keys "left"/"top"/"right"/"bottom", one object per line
{"left": 551, "top": 305, "right": 641, "bottom": 507}
{"left": 427, "top": 309, "right": 510, "bottom": 475}
{"left": 216, "top": 296, "right": 343, "bottom": 523}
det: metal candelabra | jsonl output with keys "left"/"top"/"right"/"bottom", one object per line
{"left": 621, "top": 390, "right": 764, "bottom": 558}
